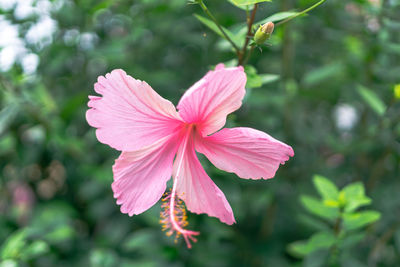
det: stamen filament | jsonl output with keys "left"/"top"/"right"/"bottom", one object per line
{"left": 160, "top": 125, "right": 200, "bottom": 248}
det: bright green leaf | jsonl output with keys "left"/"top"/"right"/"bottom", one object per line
{"left": 21, "top": 241, "right": 49, "bottom": 261}
{"left": 1, "top": 230, "right": 27, "bottom": 260}
{"left": 343, "top": 211, "right": 381, "bottom": 231}
{"left": 308, "top": 232, "right": 337, "bottom": 250}
{"left": 45, "top": 225, "right": 75, "bottom": 243}
{"left": 357, "top": 85, "right": 386, "bottom": 116}
{"left": 313, "top": 175, "right": 339, "bottom": 201}
{"left": 288, "top": 231, "right": 336, "bottom": 258}
{"left": 394, "top": 84, "right": 400, "bottom": 99}
{"left": 244, "top": 67, "right": 279, "bottom": 89}
{"left": 231, "top": 0, "right": 271, "bottom": 6}
{"left": 260, "top": 74, "right": 280, "bottom": 85}
{"left": 287, "top": 241, "right": 309, "bottom": 258}
{"left": 345, "top": 197, "right": 372, "bottom": 213}
{"left": 300, "top": 195, "right": 339, "bottom": 220}
{"left": 227, "top": 0, "right": 252, "bottom": 10}
{"left": 340, "top": 182, "right": 371, "bottom": 212}
{"left": 257, "top": 11, "right": 298, "bottom": 25}
{"left": 324, "top": 199, "right": 340, "bottom": 207}
{"left": 244, "top": 65, "right": 262, "bottom": 89}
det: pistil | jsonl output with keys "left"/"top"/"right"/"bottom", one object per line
{"left": 160, "top": 125, "right": 200, "bottom": 248}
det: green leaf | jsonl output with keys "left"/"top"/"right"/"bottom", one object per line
{"left": 343, "top": 211, "right": 381, "bottom": 230}
{"left": 194, "top": 14, "right": 240, "bottom": 47}
{"left": 231, "top": 0, "right": 271, "bottom": 6}
{"left": 324, "top": 200, "right": 340, "bottom": 208}
{"left": 259, "top": 74, "right": 280, "bottom": 85}
{"left": 300, "top": 195, "right": 339, "bottom": 220}
{"left": 340, "top": 182, "right": 371, "bottom": 212}
{"left": 288, "top": 241, "right": 309, "bottom": 258}
{"left": 303, "top": 62, "right": 344, "bottom": 87}
{"left": 288, "top": 231, "right": 336, "bottom": 258}
{"left": 90, "top": 249, "right": 118, "bottom": 267}
{"left": 298, "top": 214, "right": 330, "bottom": 231}
{"left": 244, "top": 65, "right": 262, "bottom": 89}
{"left": 21, "top": 241, "right": 49, "bottom": 261}
{"left": 90, "top": 0, "right": 114, "bottom": 14}
{"left": 313, "top": 175, "right": 339, "bottom": 201}
{"left": 257, "top": 11, "right": 298, "bottom": 25}
{"left": 0, "top": 105, "right": 19, "bottom": 136}
{"left": 45, "top": 225, "right": 75, "bottom": 243}
{"left": 32, "top": 85, "right": 57, "bottom": 113}
{"left": 244, "top": 66, "right": 278, "bottom": 88}
{"left": 357, "top": 85, "right": 386, "bottom": 116}
{"left": 227, "top": 0, "right": 252, "bottom": 10}
{"left": 340, "top": 232, "right": 366, "bottom": 249}
{"left": 1, "top": 230, "right": 27, "bottom": 260}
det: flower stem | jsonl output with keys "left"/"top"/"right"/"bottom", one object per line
{"left": 197, "top": 0, "right": 241, "bottom": 56}
{"left": 238, "top": 3, "right": 258, "bottom": 66}
{"left": 241, "top": 45, "right": 255, "bottom": 66}
{"left": 329, "top": 207, "right": 343, "bottom": 266}
{"left": 276, "top": 0, "right": 327, "bottom": 27}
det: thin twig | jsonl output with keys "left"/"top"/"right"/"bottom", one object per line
{"left": 238, "top": 3, "right": 258, "bottom": 65}
{"left": 242, "top": 45, "right": 255, "bottom": 66}
{"left": 197, "top": 0, "right": 241, "bottom": 56}
{"left": 329, "top": 208, "right": 343, "bottom": 266}
{"left": 276, "top": 0, "right": 327, "bottom": 27}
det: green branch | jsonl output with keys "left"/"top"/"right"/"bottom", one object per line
{"left": 276, "top": 0, "right": 327, "bottom": 26}
{"left": 238, "top": 3, "right": 258, "bottom": 66}
{"left": 197, "top": 0, "right": 241, "bottom": 55}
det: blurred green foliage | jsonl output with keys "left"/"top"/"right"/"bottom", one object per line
{"left": 288, "top": 175, "right": 380, "bottom": 265}
{"left": 0, "top": 0, "right": 399, "bottom": 266}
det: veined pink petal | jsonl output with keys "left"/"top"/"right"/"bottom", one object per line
{"left": 177, "top": 64, "right": 246, "bottom": 136}
{"left": 86, "top": 69, "right": 183, "bottom": 151}
{"left": 112, "top": 134, "right": 180, "bottom": 216}
{"left": 173, "top": 135, "right": 235, "bottom": 225}
{"left": 196, "top": 127, "right": 294, "bottom": 179}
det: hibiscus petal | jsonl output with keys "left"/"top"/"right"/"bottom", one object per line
{"left": 174, "top": 137, "right": 235, "bottom": 225}
{"left": 112, "top": 134, "right": 179, "bottom": 216}
{"left": 177, "top": 64, "right": 246, "bottom": 136}
{"left": 86, "top": 69, "right": 183, "bottom": 151}
{"left": 196, "top": 127, "right": 294, "bottom": 179}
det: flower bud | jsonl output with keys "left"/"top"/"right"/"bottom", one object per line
{"left": 254, "top": 22, "right": 274, "bottom": 45}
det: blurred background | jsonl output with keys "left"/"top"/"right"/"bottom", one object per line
{"left": 0, "top": 0, "right": 399, "bottom": 266}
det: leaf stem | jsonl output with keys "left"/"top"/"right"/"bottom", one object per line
{"left": 242, "top": 45, "right": 255, "bottom": 66}
{"left": 238, "top": 3, "right": 258, "bottom": 66}
{"left": 329, "top": 207, "right": 343, "bottom": 266}
{"left": 197, "top": 0, "right": 241, "bottom": 56}
{"left": 276, "top": 0, "right": 327, "bottom": 27}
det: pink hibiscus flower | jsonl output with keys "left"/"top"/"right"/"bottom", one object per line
{"left": 86, "top": 64, "right": 294, "bottom": 248}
